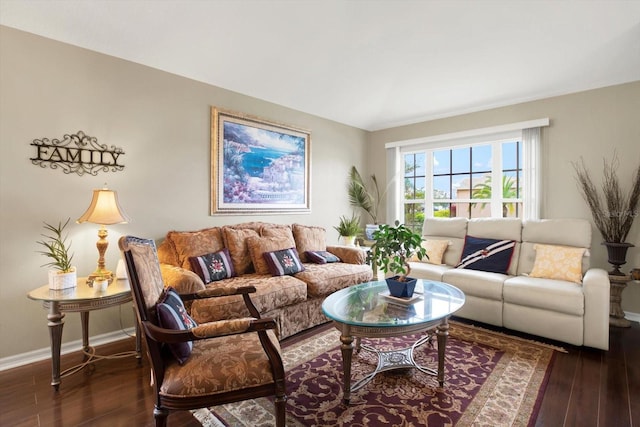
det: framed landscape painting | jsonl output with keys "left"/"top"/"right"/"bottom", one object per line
{"left": 211, "top": 107, "right": 311, "bottom": 214}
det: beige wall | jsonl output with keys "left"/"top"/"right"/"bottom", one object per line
{"left": 369, "top": 81, "right": 640, "bottom": 316}
{"left": 0, "top": 27, "right": 368, "bottom": 360}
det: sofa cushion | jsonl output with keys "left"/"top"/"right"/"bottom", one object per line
{"left": 292, "top": 224, "right": 327, "bottom": 262}
{"left": 261, "top": 224, "right": 296, "bottom": 244}
{"left": 221, "top": 226, "right": 259, "bottom": 275}
{"left": 189, "top": 274, "right": 308, "bottom": 323}
{"left": 503, "top": 275, "right": 584, "bottom": 316}
{"left": 422, "top": 217, "right": 468, "bottom": 238}
{"left": 456, "top": 236, "right": 515, "bottom": 274}
{"left": 411, "top": 239, "right": 449, "bottom": 265}
{"left": 156, "top": 287, "right": 197, "bottom": 364}
{"left": 306, "top": 250, "right": 341, "bottom": 264}
{"left": 164, "top": 227, "right": 225, "bottom": 270}
{"left": 408, "top": 261, "right": 453, "bottom": 281}
{"left": 528, "top": 244, "right": 586, "bottom": 284}
{"left": 325, "top": 245, "right": 367, "bottom": 264}
{"left": 188, "top": 248, "right": 235, "bottom": 284}
{"left": 247, "top": 236, "right": 297, "bottom": 275}
{"left": 421, "top": 218, "right": 467, "bottom": 267}
{"left": 263, "top": 248, "right": 305, "bottom": 276}
{"left": 442, "top": 268, "right": 506, "bottom": 301}
{"left": 296, "top": 263, "right": 373, "bottom": 298}
{"left": 160, "top": 264, "right": 206, "bottom": 294}
{"left": 518, "top": 219, "right": 592, "bottom": 276}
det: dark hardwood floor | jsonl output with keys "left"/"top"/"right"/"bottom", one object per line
{"left": 1, "top": 320, "right": 638, "bottom": 427}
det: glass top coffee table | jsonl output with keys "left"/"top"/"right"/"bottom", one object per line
{"left": 322, "top": 279, "right": 465, "bottom": 403}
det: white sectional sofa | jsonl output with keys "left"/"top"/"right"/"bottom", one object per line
{"left": 409, "top": 217, "right": 610, "bottom": 350}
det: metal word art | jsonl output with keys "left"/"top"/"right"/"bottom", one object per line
{"left": 30, "top": 131, "right": 125, "bottom": 176}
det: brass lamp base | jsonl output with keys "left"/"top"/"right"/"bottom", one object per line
{"left": 86, "top": 270, "right": 114, "bottom": 287}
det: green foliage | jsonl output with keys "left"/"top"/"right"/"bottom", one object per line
{"left": 434, "top": 209, "right": 450, "bottom": 218}
{"left": 348, "top": 166, "right": 381, "bottom": 224}
{"left": 471, "top": 175, "right": 518, "bottom": 217}
{"left": 37, "top": 218, "right": 74, "bottom": 272}
{"left": 367, "top": 220, "right": 427, "bottom": 281}
{"left": 334, "top": 213, "right": 362, "bottom": 237}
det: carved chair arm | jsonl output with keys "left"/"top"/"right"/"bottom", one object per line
{"left": 141, "top": 317, "right": 277, "bottom": 343}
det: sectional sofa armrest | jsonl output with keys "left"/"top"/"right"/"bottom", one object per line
{"left": 326, "top": 245, "right": 367, "bottom": 264}
{"left": 159, "top": 263, "right": 206, "bottom": 294}
{"left": 582, "top": 268, "right": 610, "bottom": 350}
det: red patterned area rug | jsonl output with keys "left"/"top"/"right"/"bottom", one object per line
{"left": 192, "top": 321, "right": 561, "bottom": 427}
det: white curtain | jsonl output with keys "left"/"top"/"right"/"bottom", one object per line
{"left": 385, "top": 146, "right": 402, "bottom": 225}
{"left": 522, "top": 127, "right": 541, "bottom": 220}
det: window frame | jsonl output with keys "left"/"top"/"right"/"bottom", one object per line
{"left": 403, "top": 137, "right": 523, "bottom": 224}
{"left": 385, "top": 118, "right": 549, "bottom": 226}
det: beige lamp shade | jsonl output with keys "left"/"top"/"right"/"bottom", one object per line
{"left": 77, "top": 188, "right": 130, "bottom": 225}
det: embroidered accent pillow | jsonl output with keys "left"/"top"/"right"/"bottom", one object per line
{"left": 156, "top": 287, "right": 197, "bottom": 364}
{"left": 188, "top": 248, "right": 235, "bottom": 284}
{"left": 306, "top": 250, "right": 341, "bottom": 264}
{"left": 410, "top": 239, "right": 449, "bottom": 265}
{"left": 529, "top": 244, "right": 586, "bottom": 284}
{"left": 456, "top": 236, "right": 515, "bottom": 274}
{"left": 263, "top": 248, "right": 305, "bottom": 276}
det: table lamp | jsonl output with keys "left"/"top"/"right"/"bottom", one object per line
{"left": 77, "top": 186, "right": 130, "bottom": 285}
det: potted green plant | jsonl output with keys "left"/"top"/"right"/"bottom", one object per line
{"left": 334, "top": 213, "right": 362, "bottom": 246}
{"left": 37, "top": 218, "right": 77, "bottom": 290}
{"left": 367, "top": 220, "right": 427, "bottom": 297}
{"left": 348, "top": 166, "right": 383, "bottom": 239}
{"left": 573, "top": 154, "right": 640, "bottom": 275}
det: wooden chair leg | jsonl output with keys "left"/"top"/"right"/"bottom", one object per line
{"left": 154, "top": 406, "right": 169, "bottom": 427}
{"left": 275, "top": 394, "right": 287, "bottom": 427}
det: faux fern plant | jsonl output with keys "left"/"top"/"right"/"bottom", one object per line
{"left": 37, "top": 218, "right": 75, "bottom": 273}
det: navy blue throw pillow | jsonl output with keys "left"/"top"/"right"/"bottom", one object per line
{"left": 305, "top": 250, "right": 341, "bottom": 264}
{"left": 456, "top": 236, "right": 515, "bottom": 274}
{"left": 263, "top": 248, "right": 305, "bottom": 276}
{"left": 156, "top": 287, "right": 197, "bottom": 364}
{"left": 189, "top": 248, "right": 235, "bottom": 284}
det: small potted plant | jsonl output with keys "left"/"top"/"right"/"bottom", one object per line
{"left": 367, "top": 220, "right": 427, "bottom": 298}
{"left": 37, "top": 218, "right": 77, "bottom": 290}
{"left": 334, "top": 213, "right": 362, "bottom": 246}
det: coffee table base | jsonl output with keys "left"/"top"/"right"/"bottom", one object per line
{"left": 351, "top": 334, "right": 436, "bottom": 392}
{"left": 336, "top": 318, "right": 449, "bottom": 404}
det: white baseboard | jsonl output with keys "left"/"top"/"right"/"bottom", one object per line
{"left": 0, "top": 327, "right": 136, "bottom": 372}
{"left": 624, "top": 310, "right": 640, "bottom": 323}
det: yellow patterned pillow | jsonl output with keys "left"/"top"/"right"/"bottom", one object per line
{"left": 529, "top": 244, "right": 586, "bottom": 284}
{"left": 410, "top": 239, "right": 450, "bottom": 265}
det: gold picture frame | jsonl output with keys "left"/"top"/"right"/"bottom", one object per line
{"left": 211, "top": 107, "right": 311, "bottom": 214}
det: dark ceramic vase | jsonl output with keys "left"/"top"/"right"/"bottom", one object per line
{"left": 385, "top": 276, "right": 417, "bottom": 298}
{"left": 602, "top": 241, "right": 634, "bottom": 276}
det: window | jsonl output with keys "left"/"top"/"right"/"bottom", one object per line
{"left": 403, "top": 140, "right": 522, "bottom": 232}
{"left": 387, "top": 119, "right": 548, "bottom": 232}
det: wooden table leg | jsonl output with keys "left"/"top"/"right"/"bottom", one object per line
{"left": 436, "top": 319, "right": 449, "bottom": 387}
{"left": 340, "top": 328, "right": 354, "bottom": 404}
{"left": 80, "top": 311, "right": 90, "bottom": 354}
{"left": 47, "top": 301, "right": 65, "bottom": 390}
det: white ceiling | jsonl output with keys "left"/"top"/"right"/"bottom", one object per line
{"left": 2, "top": 0, "right": 639, "bottom": 131}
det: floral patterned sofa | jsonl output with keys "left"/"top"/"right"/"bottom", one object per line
{"left": 156, "top": 222, "right": 373, "bottom": 339}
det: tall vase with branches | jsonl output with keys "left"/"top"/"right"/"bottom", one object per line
{"left": 573, "top": 154, "right": 640, "bottom": 275}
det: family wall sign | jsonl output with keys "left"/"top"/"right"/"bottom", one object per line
{"left": 30, "top": 131, "right": 125, "bottom": 176}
